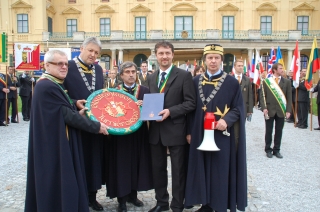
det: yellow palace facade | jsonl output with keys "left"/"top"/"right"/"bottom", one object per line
{"left": 0, "top": 0, "right": 319, "bottom": 73}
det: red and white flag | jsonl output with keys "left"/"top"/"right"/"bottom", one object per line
{"left": 291, "top": 40, "right": 300, "bottom": 88}
{"left": 254, "top": 50, "right": 264, "bottom": 87}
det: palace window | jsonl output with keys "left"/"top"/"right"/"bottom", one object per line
{"left": 100, "top": 18, "right": 111, "bottom": 36}
{"left": 67, "top": 19, "right": 77, "bottom": 37}
{"left": 297, "top": 16, "right": 309, "bottom": 35}
{"left": 135, "top": 17, "right": 146, "bottom": 40}
{"left": 174, "top": 16, "right": 193, "bottom": 39}
{"left": 17, "top": 14, "right": 28, "bottom": 33}
{"left": 222, "top": 16, "right": 234, "bottom": 39}
{"left": 300, "top": 54, "right": 308, "bottom": 69}
{"left": 261, "top": 16, "right": 272, "bottom": 35}
{"left": 68, "top": 0, "right": 76, "bottom": 3}
{"left": 101, "top": 54, "right": 111, "bottom": 70}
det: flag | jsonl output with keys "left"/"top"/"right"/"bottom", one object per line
{"left": 0, "top": 33, "right": 7, "bottom": 63}
{"left": 291, "top": 41, "right": 300, "bottom": 88}
{"left": 231, "top": 55, "right": 236, "bottom": 75}
{"left": 276, "top": 46, "right": 286, "bottom": 71}
{"left": 249, "top": 51, "right": 255, "bottom": 79}
{"left": 193, "top": 59, "right": 197, "bottom": 69}
{"left": 254, "top": 50, "right": 265, "bottom": 87}
{"left": 186, "top": 60, "right": 189, "bottom": 71}
{"left": 305, "top": 37, "right": 320, "bottom": 90}
{"left": 243, "top": 59, "right": 247, "bottom": 75}
{"left": 267, "top": 47, "right": 276, "bottom": 77}
{"left": 113, "top": 59, "right": 117, "bottom": 67}
{"left": 246, "top": 60, "right": 251, "bottom": 77}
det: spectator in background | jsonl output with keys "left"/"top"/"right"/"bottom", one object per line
{"left": 193, "top": 66, "right": 204, "bottom": 77}
{"left": 19, "top": 70, "right": 35, "bottom": 121}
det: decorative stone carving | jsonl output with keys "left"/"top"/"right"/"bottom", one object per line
{"left": 206, "top": 29, "right": 220, "bottom": 39}
{"left": 248, "top": 30, "right": 261, "bottom": 39}
{"left": 73, "top": 31, "right": 85, "bottom": 41}
{"left": 288, "top": 30, "right": 302, "bottom": 40}
{"left": 150, "top": 30, "right": 163, "bottom": 39}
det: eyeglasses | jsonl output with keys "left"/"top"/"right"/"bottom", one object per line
{"left": 48, "top": 61, "right": 69, "bottom": 67}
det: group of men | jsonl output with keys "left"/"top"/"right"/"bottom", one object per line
{"left": 23, "top": 36, "right": 319, "bottom": 212}
{"left": 0, "top": 67, "right": 35, "bottom": 126}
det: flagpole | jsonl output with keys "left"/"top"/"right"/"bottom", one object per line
{"left": 254, "top": 84, "right": 257, "bottom": 108}
{"left": 294, "top": 89, "right": 298, "bottom": 127}
{"left": 5, "top": 65, "right": 8, "bottom": 126}
{"left": 310, "top": 91, "right": 313, "bottom": 131}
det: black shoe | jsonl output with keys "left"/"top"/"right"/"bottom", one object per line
{"left": 127, "top": 198, "right": 144, "bottom": 207}
{"left": 273, "top": 152, "right": 283, "bottom": 159}
{"left": 118, "top": 203, "right": 127, "bottom": 212}
{"left": 196, "top": 205, "right": 213, "bottom": 212}
{"left": 298, "top": 125, "right": 307, "bottom": 129}
{"left": 286, "top": 119, "right": 294, "bottom": 123}
{"left": 11, "top": 120, "right": 18, "bottom": 123}
{"left": 314, "top": 127, "right": 320, "bottom": 130}
{"left": 89, "top": 200, "right": 103, "bottom": 211}
{"left": 266, "top": 152, "right": 273, "bottom": 158}
{"left": 148, "top": 205, "right": 170, "bottom": 212}
{"left": 0, "top": 122, "right": 6, "bottom": 126}
{"left": 24, "top": 118, "right": 30, "bottom": 121}
{"left": 185, "top": 205, "right": 194, "bottom": 209}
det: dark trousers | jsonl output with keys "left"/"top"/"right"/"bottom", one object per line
{"left": 265, "top": 113, "right": 284, "bottom": 153}
{"left": 0, "top": 99, "right": 6, "bottom": 123}
{"left": 150, "top": 142, "right": 186, "bottom": 212}
{"left": 297, "top": 102, "right": 308, "bottom": 127}
{"left": 20, "top": 95, "right": 32, "bottom": 119}
{"left": 7, "top": 98, "right": 17, "bottom": 121}
{"left": 117, "top": 190, "right": 137, "bottom": 204}
{"left": 317, "top": 104, "right": 320, "bottom": 127}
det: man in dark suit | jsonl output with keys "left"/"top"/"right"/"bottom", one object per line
{"left": 19, "top": 70, "right": 35, "bottom": 121}
{"left": 139, "top": 61, "right": 149, "bottom": 88}
{"left": 260, "top": 63, "right": 292, "bottom": 159}
{"left": 147, "top": 41, "right": 196, "bottom": 212}
{"left": 6, "top": 66, "right": 20, "bottom": 123}
{"left": 311, "top": 78, "right": 320, "bottom": 130}
{"left": 297, "top": 69, "right": 310, "bottom": 129}
{"left": 106, "top": 68, "right": 121, "bottom": 88}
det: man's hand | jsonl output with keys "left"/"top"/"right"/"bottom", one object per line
{"left": 79, "top": 107, "right": 88, "bottom": 117}
{"left": 99, "top": 123, "right": 109, "bottom": 135}
{"left": 157, "top": 109, "right": 170, "bottom": 122}
{"left": 247, "top": 113, "right": 252, "bottom": 116}
{"left": 286, "top": 112, "right": 290, "bottom": 119}
{"left": 215, "top": 119, "right": 227, "bottom": 131}
{"left": 31, "top": 78, "right": 35, "bottom": 82}
{"left": 76, "top": 99, "right": 86, "bottom": 110}
{"left": 136, "top": 100, "right": 143, "bottom": 107}
{"left": 263, "top": 109, "right": 268, "bottom": 116}
{"left": 2, "top": 88, "right": 10, "bottom": 93}
{"left": 186, "top": 135, "right": 191, "bottom": 144}
{"left": 13, "top": 77, "right": 17, "bottom": 82}
{"left": 9, "top": 86, "right": 17, "bottom": 91}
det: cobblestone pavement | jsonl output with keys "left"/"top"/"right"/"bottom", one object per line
{"left": 0, "top": 109, "right": 319, "bottom": 212}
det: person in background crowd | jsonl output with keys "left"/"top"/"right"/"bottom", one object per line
{"left": 286, "top": 70, "right": 295, "bottom": 123}
{"left": 297, "top": 69, "right": 309, "bottom": 129}
{"left": 0, "top": 72, "right": 10, "bottom": 126}
{"left": 106, "top": 68, "right": 121, "bottom": 88}
{"left": 19, "top": 70, "right": 35, "bottom": 121}
{"left": 139, "top": 61, "right": 149, "bottom": 88}
{"left": 193, "top": 66, "right": 204, "bottom": 77}
{"left": 311, "top": 77, "right": 320, "bottom": 130}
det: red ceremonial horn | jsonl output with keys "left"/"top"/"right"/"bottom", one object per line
{"left": 197, "top": 112, "right": 220, "bottom": 151}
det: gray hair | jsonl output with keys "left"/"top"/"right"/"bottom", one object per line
{"left": 44, "top": 50, "right": 67, "bottom": 63}
{"left": 81, "top": 37, "right": 102, "bottom": 50}
{"left": 120, "top": 61, "right": 138, "bottom": 75}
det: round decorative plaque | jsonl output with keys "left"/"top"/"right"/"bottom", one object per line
{"left": 85, "top": 88, "right": 142, "bottom": 135}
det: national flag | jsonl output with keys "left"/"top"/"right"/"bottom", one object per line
{"left": 0, "top": 33, "right": 7, "bottom": 63}
{"left": 291, "top": 41, "right": 300, "bottom": 88}
{"left": 243, "top": 59, "right": 247, "bottom": 76}
{"left": 249, "top": 51, "right": 255, "bottom": 79}
{"left": 276, "top": 46, "right": 286, "bottom": 71}
{"left": 193, "top": 59, "right": 197, "bottom": 69}
{"left": 113, "top": 59, "right": 117, "bottom": 67}
{"left": 267, "top": 47, "right": 276, "bottom": 77}
{"left": 231, "top": 55, "right": 236, "bottom": 75}
{"left": 246, "top": 60, "right": 251, "bottom": 77}
{"left": 186, "top": 60, "right": 189, "bottom": 71}
{"left": 254, "top": 50, "right": 265, "bottom": 87}
{"left": 305, "top": 37, "right": 320, "bottom": 90}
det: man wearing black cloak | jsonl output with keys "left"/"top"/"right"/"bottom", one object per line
{"left": 25, "top": 49, "right": 109, "bottom": 212}
{"left": 104, "top": 61, "right": 153, "bottom": 212}
{"left": 185, "top": 44, "right": 247, "bottom": 212}
{"left": 63, "top": 37, "right": 105, "bottom": 211}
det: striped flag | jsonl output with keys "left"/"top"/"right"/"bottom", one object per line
{"left": 0, "top": 33, "right": 7, "bottom": 63}
{"left": 291, "top": 41, "right": 300, "bottom": 88}
{"left": 267, "top": 47, "right": 276, "bottom": 77}
{"left": 231, "top": 55, "right": 236, "bottom": 75}
{"left": 250, "top": 51, "right": 255, "bottom": 79}
{"left": 305, "top": 37, "right": 320, "bottom": 90}
{"left": 243, "top": 59, "right": 247, "bottom": 76}
{"left": 254, "top": 50, "right": 265, "bottom": 87}
{"left": 276, "top": 46, "right": 286, "bottom": 71}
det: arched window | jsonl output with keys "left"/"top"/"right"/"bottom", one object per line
{"left": 133, "top": 54, "right": 148, "bottom": 69}
{"left": 101, "top": 54, "right": 111, "bottom": 70}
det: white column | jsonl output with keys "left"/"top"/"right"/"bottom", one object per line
{"left": 287, "top": 49, "right": 293, "bottom": 72}
{"left": 247, "top": 48, "right": 253, "bottom": 61}
{"left": 111, "top": 49, "right": 116, "bottom": 68}
{"left": 118, "top": 49, "right": 123, "bottom": 64}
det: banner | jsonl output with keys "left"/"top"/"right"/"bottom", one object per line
{"left": 0, "top": 33, "right": 7, "bottom": 63}
{"left": 15, "top": 43, "right": 40, "bottom": 70}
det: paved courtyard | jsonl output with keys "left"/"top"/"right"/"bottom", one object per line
{"left": 0, "top": 108, "right": 319, "bottom": 212}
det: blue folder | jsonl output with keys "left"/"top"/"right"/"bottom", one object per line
{"left": 140, "top": 93, "right": 164, "bottom": 121}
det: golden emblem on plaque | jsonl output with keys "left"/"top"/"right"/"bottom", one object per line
{"left": 105, "top": 101, "right": 126, "bottom": 117}
{"left": 149, "top": 111, "right": 154, "bottom": 118}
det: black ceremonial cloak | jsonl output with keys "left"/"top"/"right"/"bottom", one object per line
{"left": 63, "top": 59, "right": 105, "bottom": 192}
{"left": 25, "top": 79, "right": 89, "bottom": 212}
{"left": 104, "top": 85, "right": 153, "bottom": 198}
{"left": 185, "top": 72, "right": 247, "bottom": 212}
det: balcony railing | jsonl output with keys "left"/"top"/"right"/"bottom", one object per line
{"left": 43, "top": 30, "right": 320, "bottom": 42}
